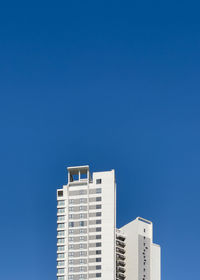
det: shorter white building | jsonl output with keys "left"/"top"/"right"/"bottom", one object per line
{"left": 118, "top": 217, "right": 161, "bottom": 280}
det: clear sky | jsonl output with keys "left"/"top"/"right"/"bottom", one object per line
{"left": 0, "top": 2, "right": 200, "bottom": 280}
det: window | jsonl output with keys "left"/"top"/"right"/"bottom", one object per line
{"left": 68, "top": 275, "right": 74, "bottom": 280}
{"left": 96, "top": 235, "right": 101, "bottom": 239}
{"left": 57, "top": 261, "right": 65, "bottom": 266}
{"left": 96, "top": 227, "right": 101, "bottom": 232}
{"left": 58, "top": 277, "right": 65, "bottom": 280}
{"left": 96, "top": 258, "right": 101, "bottom": 262}
{"left": 80, "top": 221, "right": 84, "bottom": 227}
{"left": 96, "top": 188, "right": 101, "bottom": 193}
{"left": 79, "top": 190, "right": 85, "bottom": 195}
{"left": 96, "top": 220, "right": 101, "bottom": 224}
{"left": 69, "top": 252, "right": 74, "bottom": 257}
{"left": 57, "top": 208, "right": 65, "bottom": 213}
{"left": 96, "top": 197, "right": 101, "bottom": 202}
{"left": 96, "top": 179, "right": 102, "bottom": 184}
{"left": 96, "top": 242, "right": 101, "bottom": 247}
{"left": 58, "top": 223, "right": 65, "bottom": 228}
{"left": 69, "top": 244, "right": 74, "bottom": 249}
{"left": 69, "top": 214, "right": 73, "bottom": 219}
{"left": 69, "top": 229, "right": 74, "bottom": 234}
{"left": 96, "top": 205, "right": 101, "bottom": 209}
{"left": 69, "top": 259, "right": 73, "bottom": 264}
{"left": 69, "top": 199, "right": 74, "bottom": 204}
{"left": 58, "top": 191, "right": 63, "bottom": 197}
{"left": 69, "top": 237, "right": 74, "bottom": 242}
{"left": 57, "top": 246, "right": 65, "bottom": 251}
{"left": 96, "top": 265, "right": 101, "bottom": 270}
{"left": 58, "top": 216, "right": 65, "bottom": 221}
{"left": 57, "top": 253, "right": 65, "bottom": 258}
{"left": 96, "top": 250, "right": 101, "bottom": 255}
{"left": 96, "top": 273, "right": 101, "bottom": 277}
{"left": 69, "top": 222, "right": 74, "bottom": 227}
{"left": 57, "top": 268, "right": 65, "bottom": 274}
{"left": 58, "top": 201, "right": 65, "bottom": 206}
{"left": 80, "top": 267, "right": 84, "bottom": 272}
{"left": 57, "top": 231, "right": 65, "bottom": 236}
{"left": 80, "top": 259, "right": 85, "bottom": 264}
{"left": 80, "top": 229, "right": 85, "bottom": 233}
{"left": 96, "top": 212, "right": 101, "bottom": 217}
{"left": 80, "top": 236, "right": 85, "bottom": 241}
{"left": 69, "top": 207, "right": 73, "bottom": 212}
{"left": 144, "top": 229, "right": 146, "bottom": 233}
{"left": 69, "top": 267, "right": 74, "bottom": 272}
{"left": 57, "top": 238, "right": 65, "bottom": 244}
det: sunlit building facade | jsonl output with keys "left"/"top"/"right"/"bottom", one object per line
{"left": 56, "top": 166, "right": 161, "bottom": 280}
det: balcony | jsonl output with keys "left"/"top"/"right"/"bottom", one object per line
{"left": 117, "top": 267, "right": 126, "bottom": 273}
{"left": 116, "top": 272, "right": 126, "bottom": 279}
{"left": 116, "top": 247, "right": 125, "bottom": 255}
{"left": 116, "top": 254, "right": 126, "bottom": 261}
{"left": 116, "top": 240, "right": 126, "bottom": 248}
{"left": 116, "top": 260, "right": 125, "bottom": 267}
{"left": 116, "top": 235, "right": 125, "bottom": 242}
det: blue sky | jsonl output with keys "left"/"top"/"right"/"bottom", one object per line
{"left": 1, "top": 2, "right": 200, "bottom": 279}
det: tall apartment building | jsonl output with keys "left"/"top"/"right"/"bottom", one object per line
{"left": 57, "top": 166, "right": 161, "bottom": 280}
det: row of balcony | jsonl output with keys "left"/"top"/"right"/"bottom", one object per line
{"left": 116, "top": 234, "right": 126, "bottom": 280}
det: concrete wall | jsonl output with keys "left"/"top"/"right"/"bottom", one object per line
{"left": 151, "top": 244, "right": 161, "bottom": 280}
{"left": 121, "top": 217, "right": 161, "bottom": 280}
{"left": 93, "top": 170, "right": 116, "bottom": 280}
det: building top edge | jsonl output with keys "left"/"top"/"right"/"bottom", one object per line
{"left": 137, "top": 217, "right": 152, "bottom": 225}
{"left": 67, "top": 165, "right": 89, "bottom": 171}
{"left": 120, "top": 217, "right": 152, "bottom": 229}
{"left": 152, "top": 243, "right": 161, "bottom": 248}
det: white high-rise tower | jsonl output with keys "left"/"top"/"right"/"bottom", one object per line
{"left": 56, "top": 166, "right": 161, "bottom": 280}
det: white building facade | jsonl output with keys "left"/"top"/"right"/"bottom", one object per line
{"left": 57, "top": 166, "right": 161, "bottom": 280}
